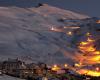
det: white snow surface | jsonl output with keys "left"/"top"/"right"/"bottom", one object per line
{"left": 0, "top": 4, "right": 90, "bottom": 65}
{"left": 0, "top": 75, "right": 25, "bottom": 80}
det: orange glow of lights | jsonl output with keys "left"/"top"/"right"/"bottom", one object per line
{"left": 96, "top": 67, "right": 100, "bottom": 71}
{"left": 80, "top": 42, "right": 88, "bottom": 46}
{"left": 93, "top": 51, "right": 100, "bottom": 55}
{"left": 51, "top": 64, "right": 61, "bottom": 71}
{"left": 64, "top": 64, "right": 68, "bottom": 68}
{"left": 91, "top": 56, "right": 100, "bottom": 61}
{"left": 77, "top": 69, "right": 100, "bottom": 77}
{"left": 77, "top": 34, "right": 100, "bottom": 77}
{"left": 96, "top": 20, "right": 100, "bottom": 24}
{"left": 79, "top": 38, "right": 96, "bottom": 52}
{"left": 54, "top": 64, "right": 57, "bottom": 67}
{"left": 75, "top": 63, "right": 82, "bottom": 67}
{"left": 86, "top": 46, "right": 96, "bottom": 52}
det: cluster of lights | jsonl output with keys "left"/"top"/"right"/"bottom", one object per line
{"left": 51, "top": 64, "right": 61, "bottom": 71}
{"left": 77, "top": 32, "right": 100, "bottom": 77}
{"left": 50, "top": 26, "right": 77, "bottom": 36}
{"left": 77, "top": 69, "right": 100, "bottom": 77}
{"left": 51, "top": 64, "right": 68, "bottom": 71}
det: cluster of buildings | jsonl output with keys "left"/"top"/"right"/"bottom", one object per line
{"left": 0, "top": 58, "right": 48, "bottom": 79}
{"left": 0, "top": 59, "right": 100, "bottom": 80}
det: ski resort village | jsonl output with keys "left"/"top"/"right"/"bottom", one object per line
{"left": 0, "top": 1, "right": 100, "bottom": 80}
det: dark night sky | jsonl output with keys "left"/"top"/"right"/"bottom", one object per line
{"left": 35, "top": 0, "right": 100, "bottom": 17}
{"left": 0, "top": 0, "right": 100, "bottom": 17}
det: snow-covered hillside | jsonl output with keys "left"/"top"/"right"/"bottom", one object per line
{"left": 0, "top": 4, "right": 93, "bottom": 65}
{"left": 0, "top": 75, "right": 25, "bottom": 80}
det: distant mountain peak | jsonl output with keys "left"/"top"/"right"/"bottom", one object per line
{"left": 30, "top": 4, "right": 90, "bottom": 19}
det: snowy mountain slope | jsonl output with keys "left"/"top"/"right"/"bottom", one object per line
{"left": 0, "top": 4, "right": 90, "bottom": 65}
{"left": 0, "top": 75, "right": 25, "bottom": 80}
